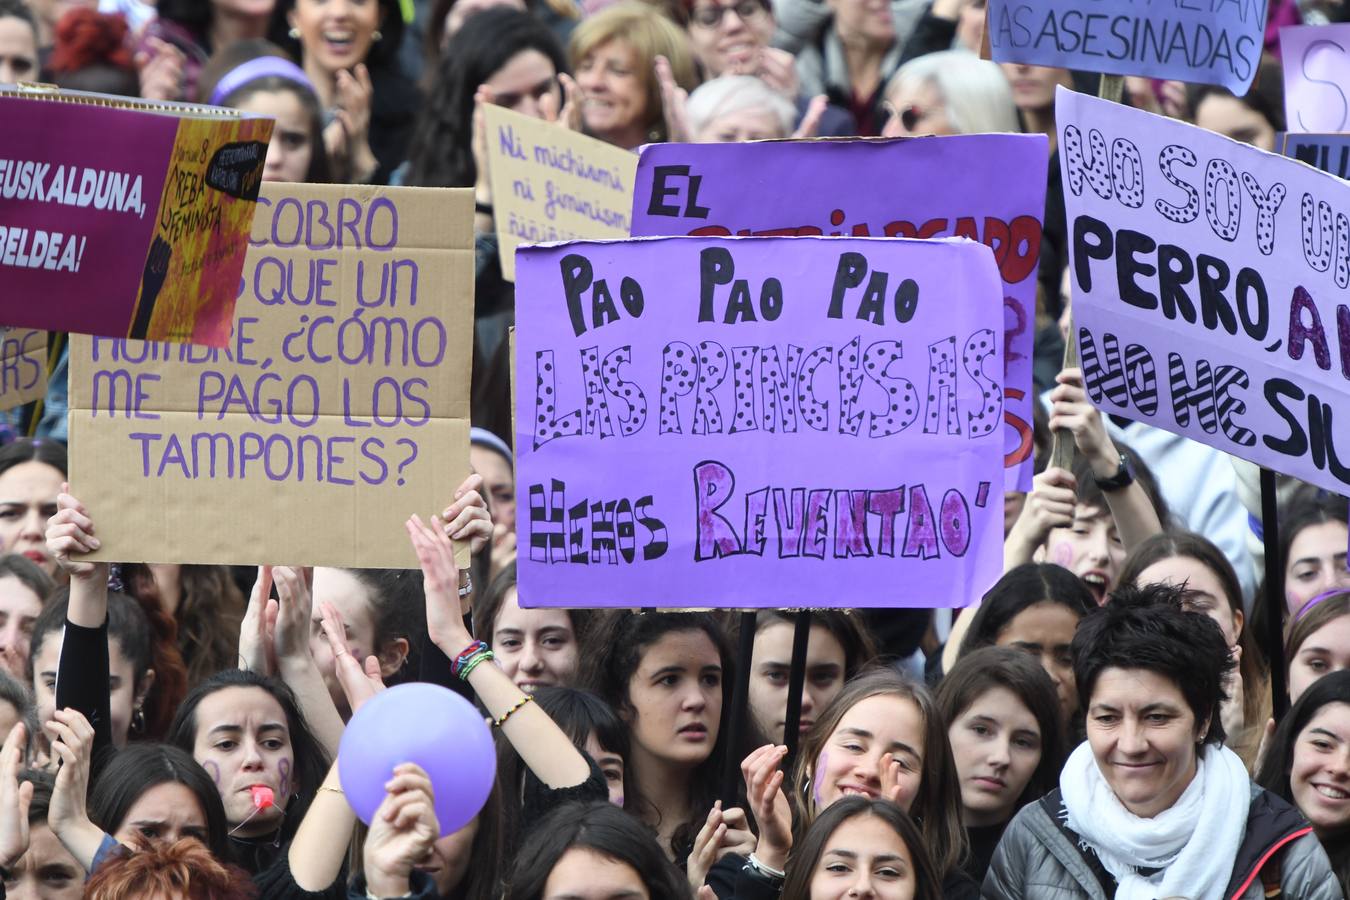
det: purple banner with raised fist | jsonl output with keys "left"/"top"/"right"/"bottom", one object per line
{"left": 514, "top": 235, "right": 1006, "bottom": 609}
{"left": 988, "top": 0, "right": 1263, "bottom": 94}
{"left": 1058, "top": 87, "right": 1350, "bottom": 496}
{"left": 629, "top": 135, "right": 1047, "bottom": 491}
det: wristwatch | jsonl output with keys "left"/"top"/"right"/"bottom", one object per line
{"left": 1093, "top": 452, "right": 1135, "bottom": 492}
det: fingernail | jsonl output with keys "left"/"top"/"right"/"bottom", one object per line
{"left": 90, "top": 538, "right": 101, "bottom": 548}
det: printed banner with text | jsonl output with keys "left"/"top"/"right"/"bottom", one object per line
{"left": 1278, "top": 132, "right": 1350, "bottom": 179}
{"left": 485, "top": 105, "right": 636, "bottom": 281}
{"left": 1, "top": 89, "right": 272, "bottom": 346}
{"left": 630, "top": 136, "right": 1046, "bottom": 490}
{"left": 1058, "top": 88, "right": 1350, "bottom": 496}
{"left": 514, "top": 235, "right": 1006, "bottom": 608}
{"left": 69, "top": 183, "right": 475, "bottom": 568}
{"left": 988, "top": 0, "right": 1264, "bottom": 92}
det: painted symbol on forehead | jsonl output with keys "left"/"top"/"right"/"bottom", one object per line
{"left": 278, "top": 758, "right": 292, "bottom": 799}
{"left": 203, "top": 760, "right": 221, "bottom": 787}
{"left": 1051, "top": 541, "right": 1073, "bottom": 568}
{"left": 812, "top": 750, "right": 828, "bottom": 808}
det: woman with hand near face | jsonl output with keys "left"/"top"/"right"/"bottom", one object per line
{"left": 722, "top": 669, "right": 972, "bottom": 899}
{"left": 1256, "top": 669, "right": 1350, "bottom": 896}
{"left": 936, "top": 648, "right": 1064, "bottom": 884}
{"left": 268, "top": 0, "right": 416, "bottom": 183}
{"left": 568, "top": 3, "right": 699, "bottom": 149}
{"left": 985, "top": 583, "right": 1339, "bottom": 899}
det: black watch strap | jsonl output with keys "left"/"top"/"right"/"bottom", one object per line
{"left": 1093, "top": 452, "right": 1135, "bottom": 492}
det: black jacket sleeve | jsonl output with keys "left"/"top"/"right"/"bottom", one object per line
{"left": 252, "top": 853, "right": 349, "bottom": 900}
{"left": 899, "top": 8, "right": 957, "bottom": 64}
{"left": 55, "top": 616, "right": 113, "bottom": 759}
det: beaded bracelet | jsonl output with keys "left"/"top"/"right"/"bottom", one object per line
{"left": 453, "top": 639, "right": 493, "bottom": 680}
{"left": 493, "top": 694, "right": 533, "bottom": 727}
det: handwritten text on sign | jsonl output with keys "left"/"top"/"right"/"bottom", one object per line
{"left": 484, "top": 105, "right": 636, "bottom": 281}
{"left": 1280, "top": 25, "right": 1350, "bottom": 134}
{"left": 629, "top": 136, "right": 1046, "bottom": 491}
{"left": 68, "top": 183, "right": 475, "bottom": 568}
{"left": 1058, "top": 88, "right": 1350, "bottom": 496}
{"left": 514, "top": 236, "right": 1006, "bottom": 609}
{"left": 988, "top": 0, "right": 1264, "bottom": 93}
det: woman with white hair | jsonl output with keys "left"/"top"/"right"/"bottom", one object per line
{"left": 880, "top": 48, "right": 1018, "bottom": 137}
{"left": 688, "top": 74, "right": 796, "bottom": 142}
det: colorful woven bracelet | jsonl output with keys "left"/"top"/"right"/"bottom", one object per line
{"left": 452, "top": 639, "right": 490, "bottom": 678}
{"left": 492, "top": 695, "right": 533, "bottom": 727}
{"left": 458, "top": 649, "right": 494, "bottom": 681}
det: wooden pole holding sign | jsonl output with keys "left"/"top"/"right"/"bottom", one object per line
{"left": 721, "top": 611, "right": 758, "bottom": 804}
{"left": 782, "top": 612, "right": 813, "bottom": 764}
{"left": 1049, "top": 74, "right": 1124, "bottom": 473}
{"left": 1261, "top": 469, "right": 1288, "bottom": 720}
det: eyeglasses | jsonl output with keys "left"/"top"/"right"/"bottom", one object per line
{"left": 689, "top": 0, "right": 768, "bottom": 28}
{"left": 883, "top": 101, "right": 929, "bottom": 132}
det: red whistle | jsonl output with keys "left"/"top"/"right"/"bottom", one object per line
{"left": 250, "top": 785, "right": 275, "bottom": 810}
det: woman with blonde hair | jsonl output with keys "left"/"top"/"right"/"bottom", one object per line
{"left": 569, "top": 2, "right": 699, "bottom": 148}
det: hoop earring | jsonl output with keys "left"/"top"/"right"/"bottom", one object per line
{"left": 131, "top": 706, "right": 146, "bottom": 735}
{"left": 288, "top": 26, "right": 300, "bottom": 39}
{"left": 371, "top": 29, "right": 382, "bottom": 41}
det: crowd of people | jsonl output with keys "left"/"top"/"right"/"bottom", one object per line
{"left": 5, "top": 0, "right": 1350, "bottom": 896}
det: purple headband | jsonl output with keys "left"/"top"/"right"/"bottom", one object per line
{"left": 210, "top": 56, "right": 315, "bottom": 107}
{"left": 1294, "top": 587, "right": 1350, "bottom": 623}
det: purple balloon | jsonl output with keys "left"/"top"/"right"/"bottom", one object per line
{"left": 338, "top": 683, "right": 495, "bottom": 836}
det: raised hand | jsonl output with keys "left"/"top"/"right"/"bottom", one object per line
{"left": 319, "top": 601, "right": 386, "bottom": 715}
{"left": 363, "top": 763, "right": 439, "bottom": 898}
{"left": 742, "top": 744, "right": 792, "bottom": 870}
{"left": 1048, "top": 367, "right": 1117, "bottom": 478}
{"left": 238, "top": 566, "right": 277, "bottom": 675}
{"left": 0, "top": 722, "right": 32, "bottom": 869}
{"left": 791, "top": 95, "right": 828, "bottom": 140}
{"left": 45, "top": 487, "right": 105, "bottom": 583}
{"left": 407, "top": 514, "right": 472, "bottom": 652}
{"left": 440, "top": 473, "right": 493, "bottom": 559}
{"left": 654, "top": 55, "right": 691, "bottom": 143}
{"left": 46, "top": 709, "right": 104, "bottom": 868}
{"left": 272, "top": 566, "right": 316, "bottom": 661}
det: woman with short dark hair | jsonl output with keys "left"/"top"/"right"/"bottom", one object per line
{"left": 985, "top": 582, "right": 1339, "bottom": 899}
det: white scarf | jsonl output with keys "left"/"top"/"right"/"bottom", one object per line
{"left": 1059, "top": 741, "right": 1251, "bottom": 900}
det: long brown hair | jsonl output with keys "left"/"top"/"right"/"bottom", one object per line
{"left": 790, "top": 668, "right": 967, "bottom": 877}
{"left": 780, "top": 797, "right": 942, "bottom": 900}
{"left": 123, "top": 564, "right": 243, "bottom": 691}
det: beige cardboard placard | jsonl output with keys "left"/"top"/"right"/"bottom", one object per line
{"left": 0, "top": 328, "right": 47, "bottom": 411}
{"left": 484, "top": 105, "right": 637, "bottom": 281}
{"left": 68, "top": 183, "right": 475, "bottom": 568}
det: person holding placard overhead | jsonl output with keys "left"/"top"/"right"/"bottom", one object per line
{"left": 984, "top": 583, "right": 1338, "bottom": 899}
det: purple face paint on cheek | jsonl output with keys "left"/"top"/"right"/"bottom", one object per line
{"left": 278, "top": 758, "right": 292, "bottom": 800}
{"left": 812, "top": 752, "right": 827, "bottom": 808}
{"left": 1051, "top": 541, "right": 1073, "bottom": 568}
{"left": 612, "top": 794, "right": 624, "bottom": 807}
{"left": 203, "top": 761, "right": 221, "bottom": 787}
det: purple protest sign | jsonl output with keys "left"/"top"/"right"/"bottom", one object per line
{"left": 988, "top": 0, "right": 1264, "bottom": 93}
{"left": 629, "top": 136, "right": 1046, "bottom": 491}
{"left": 1280, "top": 25, "right": 1350, "bottom": 134}
{"left": 1057, "top": 87, "right": 1350, "bottom": 497}
{"left": 514, "top": 235, "right": 1006, "bottom": 609}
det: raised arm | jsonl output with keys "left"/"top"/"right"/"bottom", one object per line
{"left": 45, "top": 488, "right": 113, "bottom": 755}
{"left": 408, "top": 480, "right": 591, "bottom": 790}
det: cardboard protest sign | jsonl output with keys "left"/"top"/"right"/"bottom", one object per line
{"left": 1058, "top": 87, "right": 1350, "bottom": 496}
{"left": 484, "top": 105, "right": 636, "bottom": 281}
{"left": 987, "top": 0, "right": 1264, "bottom": 93}
{"left": 68, "top": 183, "right": 475, "bottom": 568}
{"left": 0, "top": 329, "right": 45, "bottom": 411}
{"left": 629, "top": 136, "right": 1046, "bottom": 490}
{"left": 1281, "top": 25, "right": 1350, "bottom": 134}
{"left": 0, "top": 87, "right": 272, "bottom": 346}
{"left": 1278, "top": 132, "right": 1350, "bottom": 179}
{"left": 514, "top": 235, "right": 1006, "bottom": 608}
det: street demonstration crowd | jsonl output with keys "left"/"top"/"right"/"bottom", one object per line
{"left": 4, "top": 0, "right": 1350, "bottom": 896}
